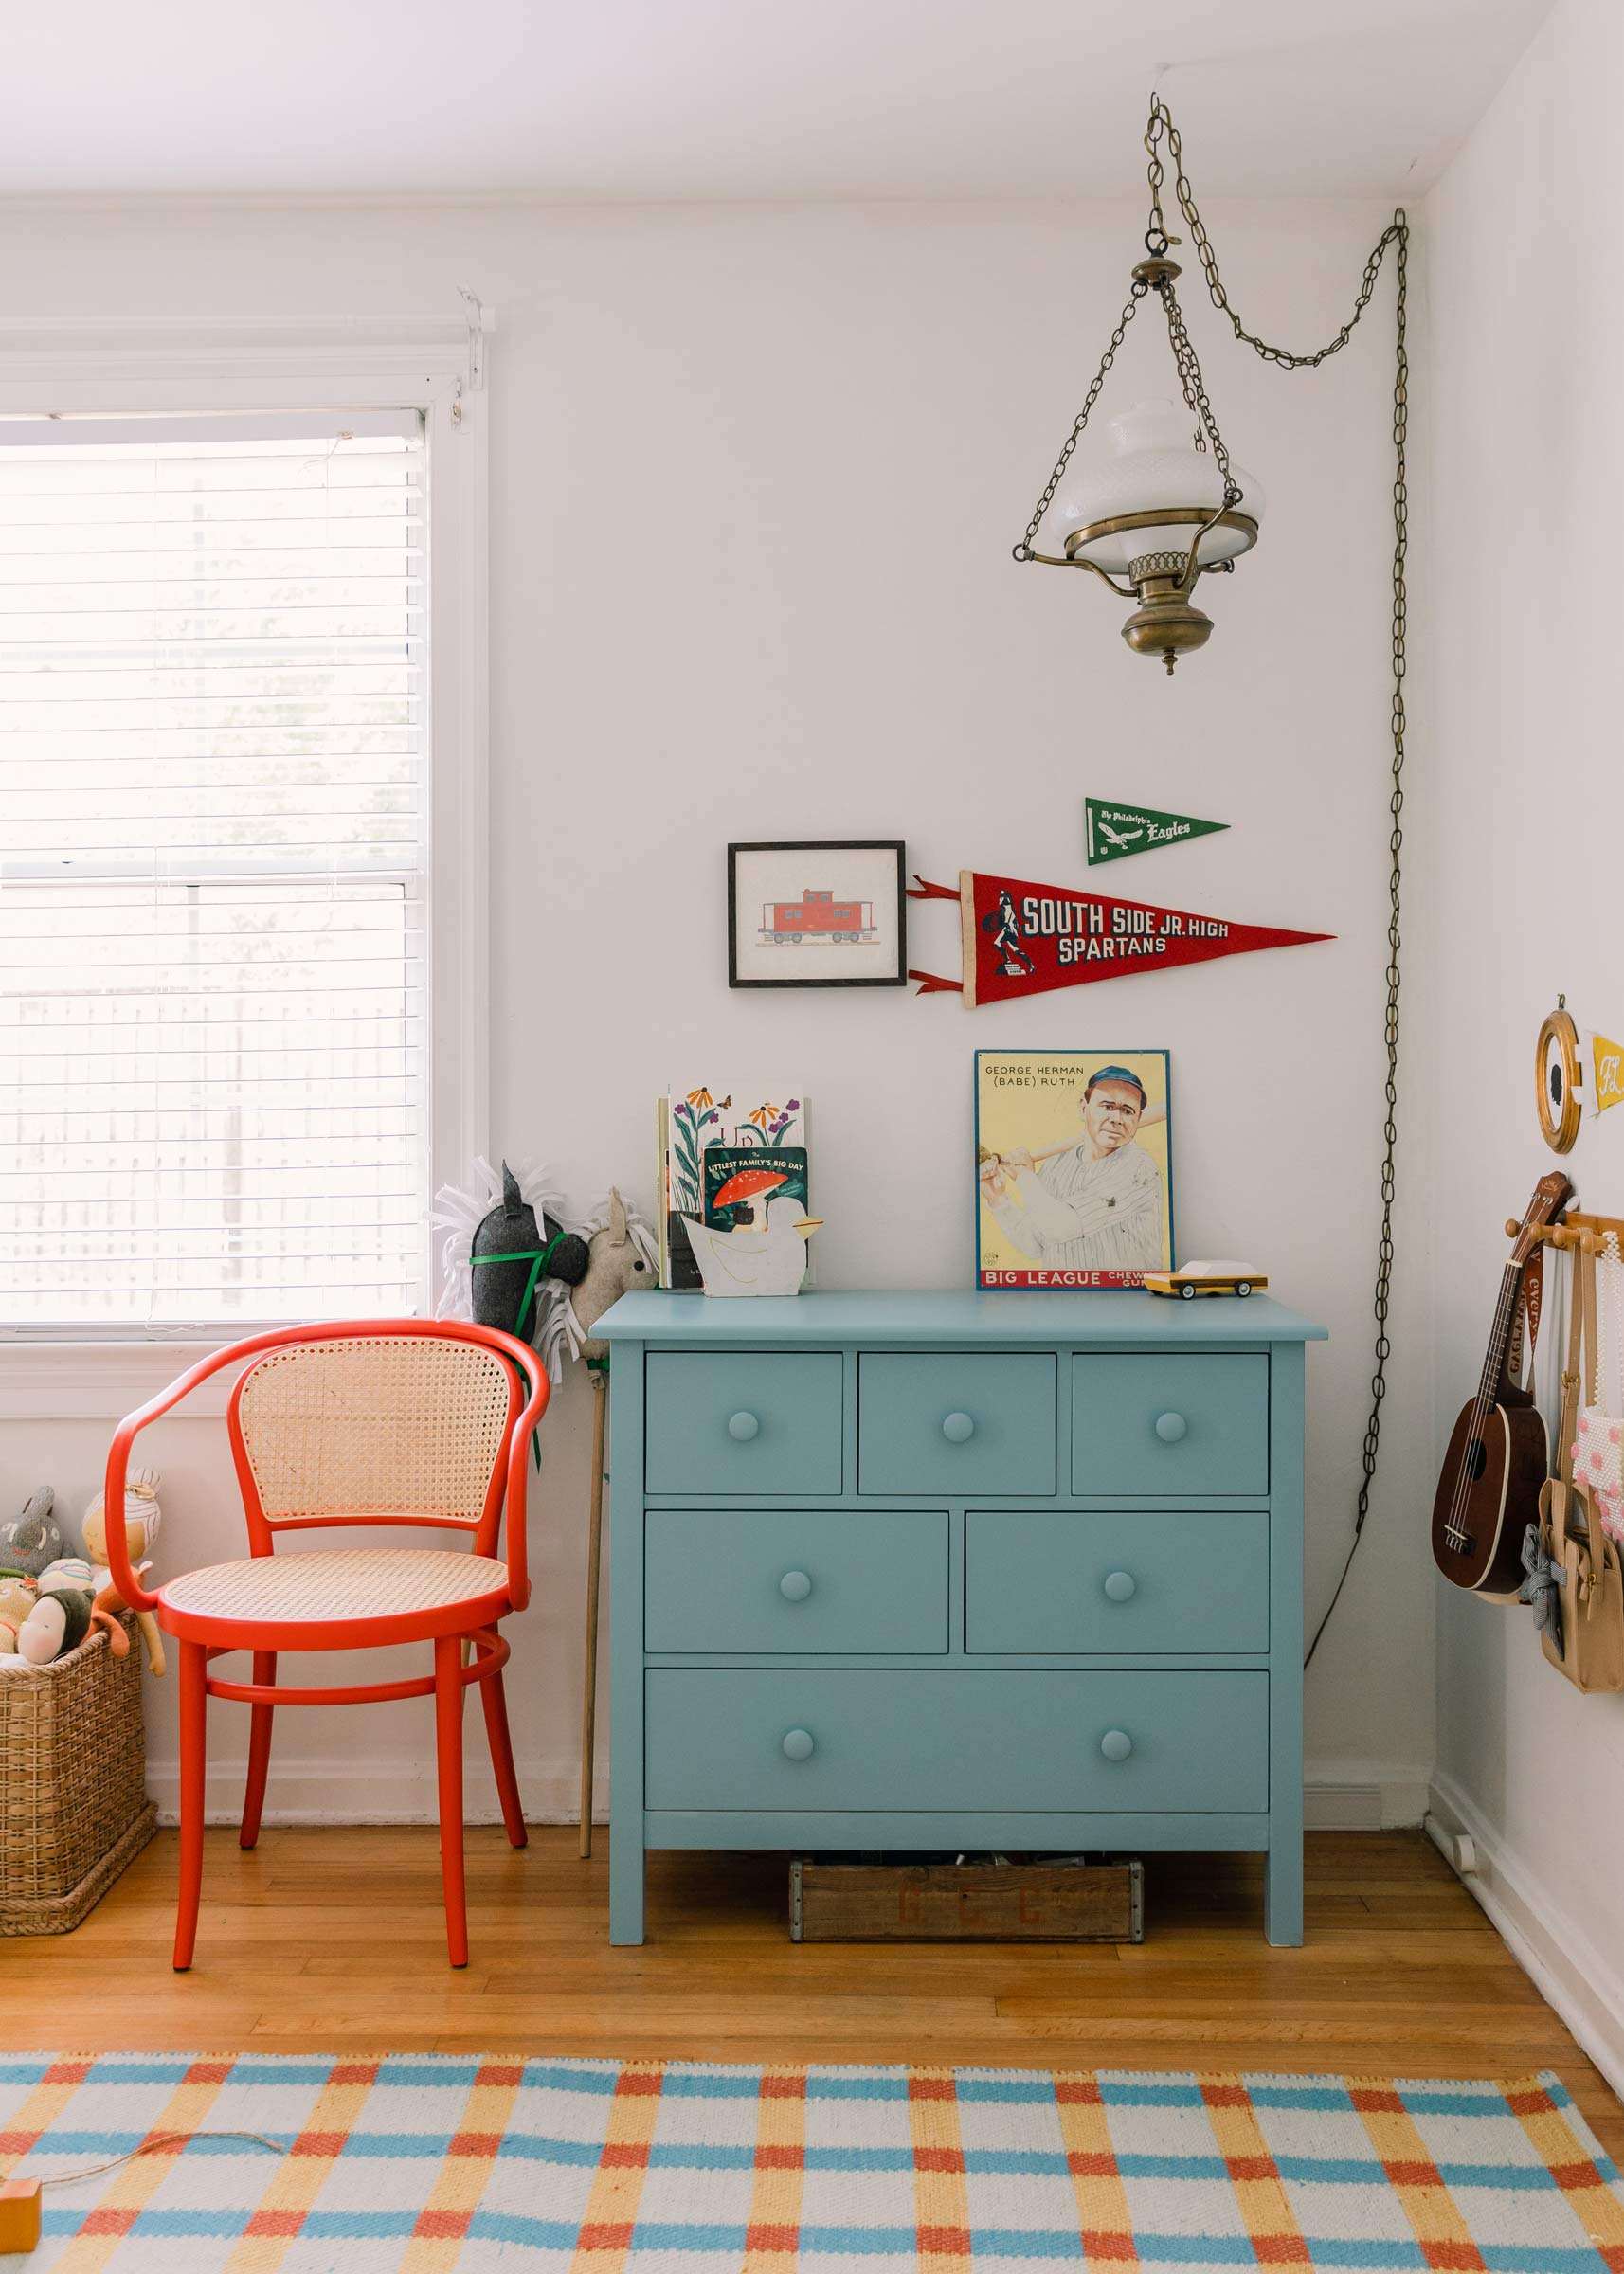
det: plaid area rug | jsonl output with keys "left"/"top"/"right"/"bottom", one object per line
{"left": 3, "top": 2055, "right": 1622, "bottom": 2271}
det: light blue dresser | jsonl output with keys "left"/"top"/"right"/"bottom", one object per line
{"left": 591, "top": 1290, "right": 1326, "bottom": 1948}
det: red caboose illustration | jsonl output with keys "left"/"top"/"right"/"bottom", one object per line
{"left": 760, "top": 887, "right": 878, "bottom": 944}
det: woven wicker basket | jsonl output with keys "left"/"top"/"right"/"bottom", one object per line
{"left": 0, "top": 1615, "right": 156, "bottom": 1935}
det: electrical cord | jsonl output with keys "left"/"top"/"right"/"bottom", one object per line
{"left": 29, "top": 2129, "right": 288, "bottom": 2189}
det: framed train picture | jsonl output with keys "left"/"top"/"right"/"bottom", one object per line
{"left": 975, "top": 1047, "right": 1175, "bottom": 1289}
{"left": 728, "top": 840, "right": 908, "bottom": 988}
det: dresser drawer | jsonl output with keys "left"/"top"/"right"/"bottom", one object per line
{"left": 965, "top": 1509, "right": 1269, "bottom": 1654}
{"left": 644, "top": 1668, "right": 1267, "bottom": 1813}
{"left": 857, "top": 1353, "right": 1056, "bottom": 1496}
{"left": 1072, "top": 1354, "right": 1268, "bottom": 1496}
{"left": 645, "top": 1508, "right": 948, "bottom": 1654}
{"left": 644, "top": 1353, "right": 842, "bottom": 1495}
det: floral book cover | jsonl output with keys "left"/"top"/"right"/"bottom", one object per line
{"left": 661, "top": 1083, "right": 808, "bottom": 1290}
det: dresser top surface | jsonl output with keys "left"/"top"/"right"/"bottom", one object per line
{"left": 592, "top": 1288, "right": 1327, "bottom": 1345}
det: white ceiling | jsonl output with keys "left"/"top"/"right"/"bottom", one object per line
{"left": 2, "top": 0, "right": 1552, "bottom": 202}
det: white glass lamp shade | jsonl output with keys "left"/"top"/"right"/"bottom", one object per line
{"left": 1050, "top": 399, "right": 1264, "bottom": 573}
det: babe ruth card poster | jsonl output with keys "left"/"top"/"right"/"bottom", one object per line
{"left": 975, "top": 1049, "right": 1174, "bottom": 1290}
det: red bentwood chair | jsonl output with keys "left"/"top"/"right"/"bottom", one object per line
{"left": 101, "top": 1319, "right": 550, "bottom": 1971}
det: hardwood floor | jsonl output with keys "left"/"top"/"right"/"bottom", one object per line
{"left": 7, "top": 1826, "right": 1620, "bottom": 2158}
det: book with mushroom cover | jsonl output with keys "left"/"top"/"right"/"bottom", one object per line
{"left": 702, "top": 1146, "right": 813, "bottom": 1294}
{"left": 703, "top": 1147, "right": 811, "bottom": 1228}
{"left": 661, "top": 1082, "right": 807, "bottom": 1290}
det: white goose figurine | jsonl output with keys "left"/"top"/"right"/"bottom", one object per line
{"left": 681, "top": 1196, "right": 822, "bottom": 1298}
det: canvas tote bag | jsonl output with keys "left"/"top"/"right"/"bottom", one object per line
{"left": 1541, "top": 1238, "right": 1624, "bottom": 1693}
{"left": 1575, "top": 1229, "right": 1624, "bottom": 1544}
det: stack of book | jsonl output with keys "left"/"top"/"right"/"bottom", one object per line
{"left": 657, "top": 1079, "right": 810, "bottom": 1290}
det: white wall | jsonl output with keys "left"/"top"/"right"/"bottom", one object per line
{"left": 0, "top": 190, "right": 1435, "bottom": 1822}
{"left": 1424, "top": 0, "right": 1624, "bottom": 2079}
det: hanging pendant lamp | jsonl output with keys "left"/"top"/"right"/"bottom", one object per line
{"left": 1046, "top": 393, "right": 1263, "bottom": 669}
{"left": 1013, "top": 95, "right": 1401, "bottom": 678}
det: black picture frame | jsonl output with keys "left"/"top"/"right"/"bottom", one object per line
{"left": 728, "top": 840, "right": 909, "bottom": 989}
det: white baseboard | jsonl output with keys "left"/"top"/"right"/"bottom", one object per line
{"left": 1428, "top": 1769, "right": 1624, "bottom": 2103}
{"left": 144, "top": 1757, "right": 1419, "bottom": 1836}
{"left": 145, "top": 1756, "right": 607, "bottom": 1829}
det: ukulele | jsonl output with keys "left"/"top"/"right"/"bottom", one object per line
{"left": 1432, "top": 1171, "right": 1574, "bottom": 1593}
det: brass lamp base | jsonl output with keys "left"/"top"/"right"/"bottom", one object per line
{"left": 1053, "top": 508, "right": 1256, "bottom": 673}
{"left": 1121, "top": 572, "right": 1214, "bottom": 675}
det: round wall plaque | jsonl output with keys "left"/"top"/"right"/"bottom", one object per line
{"left": 1536, "top": 998, "right": 1582, "bottom": 1153}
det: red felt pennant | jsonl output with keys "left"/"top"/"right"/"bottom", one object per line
{"left": 907, "top": 870, "right": 1332, "bottom": 1006}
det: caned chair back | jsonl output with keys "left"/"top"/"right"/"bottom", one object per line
{"left": 229, "top": 1331, "right": 519, "bottom": 1547}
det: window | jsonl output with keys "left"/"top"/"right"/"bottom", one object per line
{"left": 0, "top": 412, "right": 434, "bottom": 1330}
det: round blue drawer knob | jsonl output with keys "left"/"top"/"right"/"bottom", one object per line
{"left": 727, "top": 1411, "right": 761, "bottom": 1442}
{"left": 1099, "top": 1728, "right": 1134, "bottom": 1762}
{"left": 782, "top": 1727, "right": 816, "bottom": 1761}
{"left": 1102, "top": 1570, "right": 1137, "bottom": 1603}
{"left": 779, "top": 1570, "right": 813, "bottom": 1602}
{"left": 1154, "top": 1410, "right": 1187, "bottom": 1444}
{"left": 941, "top": 1411, "right": 976, "bottom": 1444}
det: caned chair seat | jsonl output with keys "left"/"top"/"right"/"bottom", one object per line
{"left": 157, "top": 1546, "right": 513, "bottom": 1645}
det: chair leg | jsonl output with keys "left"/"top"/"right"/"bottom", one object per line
{"left": 240, "top": 1651, "right": 276, "bottom": 1850}
{"left": 174, "top": 1639, "right": 208, "bottom": 1971}
{"left": 434, "top": 1633, "right": 469, "bottom": 1967}
{"left": 480, "top": 1661, "right": 527, "bottom": 1850}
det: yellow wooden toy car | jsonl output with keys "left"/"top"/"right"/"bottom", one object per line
{"left": 1143, "top": 1259, "right": 1268, "bottom": 1300}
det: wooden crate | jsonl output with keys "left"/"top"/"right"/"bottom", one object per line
{"left": 789, "top": 1858, "right": 1143, "bottom": 1943}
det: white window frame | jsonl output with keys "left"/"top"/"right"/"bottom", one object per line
{"left": 0, "top": 316, "right": 489, "bottom": 1409}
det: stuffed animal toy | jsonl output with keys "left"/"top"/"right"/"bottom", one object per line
{"left": 557, "top": 1189, "right": 660, "bottom": 1365}
{"left": 17, "top": 1588, "right": 90, "bottom": 1666}
{"left": 35, "top": 1557, "right": 93, "bottom": 1597}
{"left": 81, "top": 1469, "right": 166, "bottom": 1678}
{"left": 0, "top": 1487, "right": 64, "bottom": 1579}
{"left": 0, "top": 1574, "right": 36, "bottom": 1627}
{"left": 16, "top": 1586, "right": 129, "bottom": 1668}
{"left": 433, "top": 1158, "right": 593, "bottom": 1356}
{"left": 471, "top": 1162, "right": 592, "bottom": 1339}
{"left": 0, "top": 1572, "right": 35, "bottom": 1655}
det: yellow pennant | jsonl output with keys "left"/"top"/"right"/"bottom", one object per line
{"left": 1595, "top": 1033, "right": 1624, "bottom": 1115}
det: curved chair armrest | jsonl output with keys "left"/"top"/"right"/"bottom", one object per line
{"left": 104, "top": 1319, "right": 552, "bottom": 1618}
{"left": 487, "top": 1326, "right": 550, "bottom": 1614}
{"left": 102, "top": 1328, "right": 305, "bottom": 1613}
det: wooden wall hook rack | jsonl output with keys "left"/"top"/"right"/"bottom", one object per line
{"left": 1510, "top": 1221, "right": 1598, "bottom": 1254}
{"left": 1565, "top": 1211, "right": 1624, "bottom": 1245}
{"left": 1507, "top": 1212, "right": 1624, "bottom": 1254}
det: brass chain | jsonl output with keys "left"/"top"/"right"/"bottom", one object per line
{"left": 1152, "top": 88, "right": 1410, "bottom": 1665}
{"left": 1013, "top": 288, "right": 1146, "bottom": 561}
{"left": 1307, "top": 208, "right": 1408, "bottom": 1668}
{"left": 1147, "top": 94, "right": 1405, "bottom": 374}
{"left": 1011, "top": 266, "right": 1247, "bottom": 561}
{"left": 1012, "top": 93, "right": 1409, "bottom": 1665}
{"left": 1157, "top": 274, "right": 1241, "bottom": 504}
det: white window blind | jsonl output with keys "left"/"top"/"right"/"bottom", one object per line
{"left": 0, "top": 413, "right": 428, "bottom": 1330}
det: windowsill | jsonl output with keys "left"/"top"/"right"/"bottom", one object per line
{"left": 0, "top": 1338, "right": 250, "bottom": 1419}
